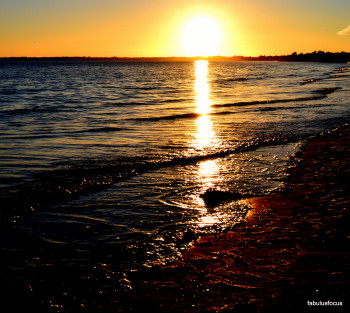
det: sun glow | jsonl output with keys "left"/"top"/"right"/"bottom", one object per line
{"left": 182, "top": 16, "right": 222, "bottom": 57}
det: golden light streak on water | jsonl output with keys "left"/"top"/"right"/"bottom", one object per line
{"left": 192, "top": 60, "right": 230, "bottom": 226}
{"left": 193, "top": 60, "right": 216, "bottom": 150}
{"left": 194, "top": 60, "right": 211, "bottom": 115}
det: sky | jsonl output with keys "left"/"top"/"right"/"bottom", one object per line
{"left": 1, "top": 0, "right": 350, "bottom": 57}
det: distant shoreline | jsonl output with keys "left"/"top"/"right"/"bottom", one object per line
{"left": 1, "top": 51, "right": 350, "bottom": 63}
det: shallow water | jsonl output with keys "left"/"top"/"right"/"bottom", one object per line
{"left": 1, "top": 60, "right": 350, "bottom": 310}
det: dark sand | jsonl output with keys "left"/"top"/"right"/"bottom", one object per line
{"left": 117, "top": 126, "right": 350, "bottom": 313}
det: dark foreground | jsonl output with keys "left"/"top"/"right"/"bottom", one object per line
{"left": 117, "top": 126, "right": 350, "bottom": 313}
{"left": 2, "top": 126, "right": 349, "bottom": 313}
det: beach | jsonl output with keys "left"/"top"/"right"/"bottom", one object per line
{"left": 2, "top": 0, "right": 350, "bottom": 308}
{"left": 1, "top": 60, "right": 349, "bottom": 312}
{"left": 118, "top": 125, "right": 350, "bottom": 313}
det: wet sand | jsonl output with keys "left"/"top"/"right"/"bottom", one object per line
{"left": 119, "top": 126, "right": 350, "bottom": 312}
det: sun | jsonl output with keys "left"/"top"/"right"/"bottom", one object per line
{"left": 182, "top": 16, "right": 222, "bottom": 57}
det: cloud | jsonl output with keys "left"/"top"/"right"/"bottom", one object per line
{"left": 337, "top": 25, "right": 350, "bottom": 36}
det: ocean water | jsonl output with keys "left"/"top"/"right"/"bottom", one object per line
{"left": 1, "top": 59, "right": 350, "bottom": 310}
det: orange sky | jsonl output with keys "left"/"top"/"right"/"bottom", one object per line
{"left": 1, "top": 0, "right": 350, "bottom": 57}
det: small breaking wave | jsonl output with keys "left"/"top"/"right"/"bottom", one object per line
{"left": 312, "top": 87, "right": 341, "bottom": 95}
{"left": 212, "top": 95, "right": 326, "bottom": 109}
{"left": 214, "top": 76, "right": 267, "bottom": 84}
{"left": 214, "top": 77, "right": 248, "bottom": 83}
{"left": 300, "top": 66, "right": 350, "bottom": 85}
{"left": 129, "top": 86, "right": 342, "bottom": 122}
{"left": 133, "top": 112, "right": 200, "bottom": 122}
{"left": 0, "top": 135, "right": 300, "bottom": 221}
{"left": 300, "top": 79, "right": 318, "bottom": 85}
{"left": 131, "top": 110, "right": 235, "bottom": 122}
{"left": 215, "top": 86, "right": 341, "bottom": 109}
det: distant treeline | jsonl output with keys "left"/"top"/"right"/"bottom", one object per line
{"left": 235, "top": 51, "right": 350, "bottom": 63}
{"left": 1, "top": 51, "right": 349, "bottom": 63}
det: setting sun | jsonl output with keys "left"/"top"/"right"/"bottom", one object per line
{"left": 182, "top": 16, "right": 222, "bottom": 57}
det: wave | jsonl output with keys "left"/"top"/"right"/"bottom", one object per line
{"left": 330, "top": 74, "right": 350, "bottom": 79}
{"left": 0, "top": 135, "right": 301, "bottom": 221}
{"left": 330, "top": 66, "right": 350, "bottom": 79}
{"left": 0, "top": 88, "right": 19, "bottom": 95}
{"left": 214, "top": 87, "right": 341, "bottom": 109}
{"left": 0, "top": 127, "right": 127, "bottom": 141}
{"left": 74, "top": 126, "right": 126, "bottom": 134}
{"left": 312, "top": 87, "right": 341, "bottom": 95}
{"left": 214, "top": 77, "right": 248, "bottom": 83}
{"left": 300, "top": 79, "right": 318, "bottom": 85}
{"left": 124, "top": 85, "right": 159, "bottom": 91}
{"left": 333, "top": 66, "right": 350, "bottom": 74}
{"left": 132, "top": 112, "right": 201, "bottom": 122}
{"left": 129, "top": 86, "right": 341, "bottom": 122}
{"left": 299, "top": 66, "right": 349, "bottom": 85}
{"left": 255, "top": 102, "right": 333, "bottom": 113}
{"left": 131, "top": 110, "right": 234, "bottom": 122}
{"left": 2, "top": 106, "right": 66, "bottom": 116}
{"left": 158, "top": 97, "right": 193, "bottom": 104}
{"left": 214, "top": 76, "right": 267, "bottom": 84}
{"left": 212, "top": 95, "right": 326, "bottom": 108}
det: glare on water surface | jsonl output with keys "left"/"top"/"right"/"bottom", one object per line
{"left": 193, "top": 60, "right": 218, "bottom": 151}
{"left": 186, "top": 61, "right": 235, "bottom": 228}
{"left": 194, "top": 60, "right": 211, "bottom": 115}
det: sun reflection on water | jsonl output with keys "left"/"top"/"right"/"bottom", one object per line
{"left": 195, "top": 115, "right": 215, "bottom": 151}
{"left": 193, "top": 60, "right": 217, "bottom": 150}
{"left": 159, "top": 60, "right": 241, "bottom": 231}
{"left": 193, "top": 60, "right": 221, "bottom": 208}
{"left": 198, "top": 159, "right": 221, "bottom": 190}
{"left": 195, "top": 60, "right": 211, "bottom": 115}
{"left": 190, "top": 61, "right": 236, "bottom": 229}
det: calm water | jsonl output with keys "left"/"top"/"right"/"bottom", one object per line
{"left": 1, "top": 60, "right": 350, "bottom": 310}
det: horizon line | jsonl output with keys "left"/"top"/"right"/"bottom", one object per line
{"left": 1, "top": 51, "right": 349, "bottom": 58}
{"left": 1, "top": 51, "right": 350, "bottom": 63}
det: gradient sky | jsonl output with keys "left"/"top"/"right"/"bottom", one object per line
{"left": 1, "top": 0, "right": 350, "bottom": 57}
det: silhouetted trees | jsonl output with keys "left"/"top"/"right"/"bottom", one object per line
{"left": 238, "top": 51, "right": 350, "bottom": 63}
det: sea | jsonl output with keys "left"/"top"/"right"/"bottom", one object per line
{"left": 0, "top": 59, "right": 349, "bottom": 311}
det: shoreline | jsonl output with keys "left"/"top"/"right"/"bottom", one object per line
{"left": 118, "top": 125, "right": 350, "bottom": 312}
